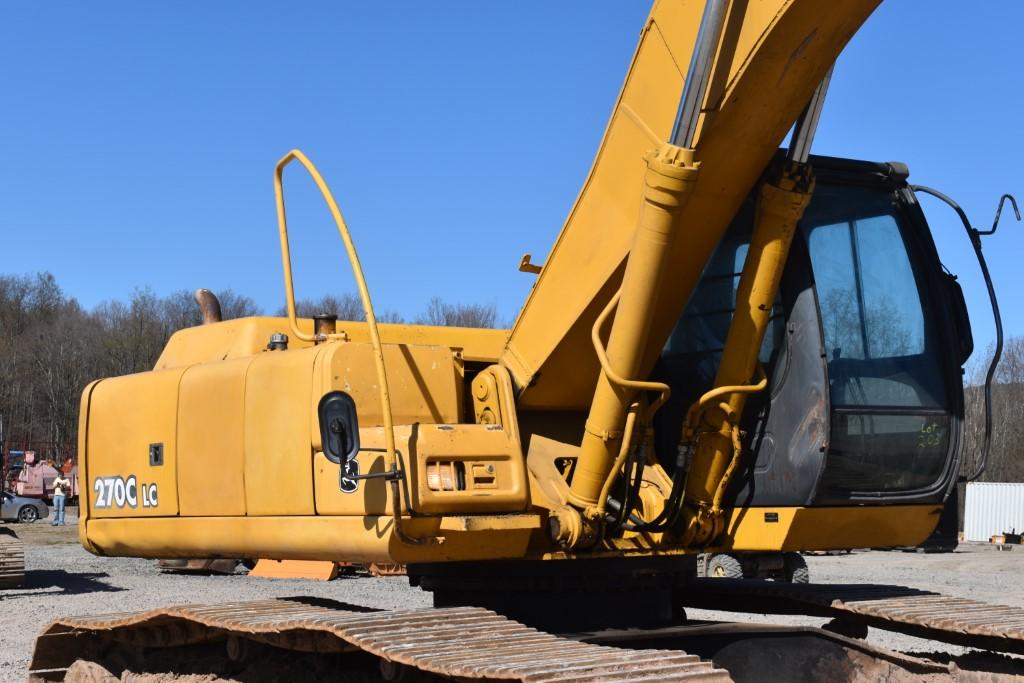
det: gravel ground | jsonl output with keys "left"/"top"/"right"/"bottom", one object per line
{"left": 2, "top": 511, "right": 1023, "bottom": 680}
{"left": 689, "top": 546, "right": 1024, "bottom": 658}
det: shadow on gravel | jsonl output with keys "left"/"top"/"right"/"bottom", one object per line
{"left": 280, "top": 595, "right": 380, "bottom": 612}
{"left": 4, "top": 570, "right": 123, "bottom": 598}
{"left": 917, "top": 650, "right": 1024, "bottom": 677}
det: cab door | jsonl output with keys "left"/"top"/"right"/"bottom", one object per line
{"left": 804, "top": 183, "right": 961, "bottom": 504}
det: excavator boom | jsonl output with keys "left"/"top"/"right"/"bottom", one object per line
{"left": 503, "top": 0, "right": 879, "bottom": 410}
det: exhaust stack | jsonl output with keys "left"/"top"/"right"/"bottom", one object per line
{"left": 193, "top": 289, "right": 223, "bottom": 325}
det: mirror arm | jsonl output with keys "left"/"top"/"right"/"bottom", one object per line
{"left": 978, "top": 194, "right": 1021, "bottom": 236}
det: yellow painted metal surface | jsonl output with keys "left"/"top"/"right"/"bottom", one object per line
{"left": 313, "top": 423, "right": 529, "bottom": 517}
{"left": 501, "top": 0, "right": 695, "bottom": 408}
{"left": 84, "top": 516, "right": 535, "bottom": 564}
{"left": 315, "top": 342, "right": 461, "bottom": 429}
{"left": 504, "top": 0, "right": 880, "bottom": 409}
{"left": 155, "top": 317, "right": 506, "bottom": 370}
{"left": 249, "top": 559, "right": 338, "bottom": 581}
{"left": 408, "top": 424, "right": 529, "bottom": 514}
{"left": 313, "top": 428, "right": 407, "bottom": 516}
{"left": 177, "top": 358, "right": 250, "bottom": 517}
{"left": 244, "top": 347, "right": 317, "bottom": 516}
{"left": 720, "top": 505, "right": 943, "bottom": 552}
{"left": 274, "top": 150, "right": 428, "bottom": 544}
{"left": 86, "top": 369, "right": 186, "bottom": 518}
{"left": 81, "top": 504, "right": 940, "bottom": 565}
{"left": 438, "top": 514, "right": 541, "bottom": 533}
{"left": 77, "top": 380, "right": 101, "bottom": 553}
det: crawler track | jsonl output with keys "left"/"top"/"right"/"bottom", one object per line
{"left": 685, "top": 578, "right": 1024, "bottom": 655}
{"left": 30, "top": 597, "right": 730, "bottom": 682}
{"left": 0, "top": 526, "right": 25, "bottom": 588}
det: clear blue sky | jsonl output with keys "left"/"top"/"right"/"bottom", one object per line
{"left": 1, "top": 2, "right": 1021, "bottom": 357}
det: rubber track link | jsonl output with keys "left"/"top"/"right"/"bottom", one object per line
{"left": 685, "top": 578, "right": 1024, "bottom": 656}
{"left": 31, "top": 598, "right": 731, "bottom": 682}
{"left": 0, "top": 526, "right": 25, "bottom": 588}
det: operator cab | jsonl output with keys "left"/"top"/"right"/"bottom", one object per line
{"left": 655, "top": 155, "right": 969, "bottom": 508}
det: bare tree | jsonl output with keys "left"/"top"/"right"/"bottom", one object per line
{"left": 0, "top": 275, "right": 503, "bottom": 469}
{"left": 962, "top": 339, "right": 1024, "bottom": 484}
{"left": 163, "top": 289, "right": 261, "bottom": 330}
{"left": 0, "top": 277, "right": 268, "bottom": 464}
{"left": 415, "top": 296, "right": 497, "bottom": 328}
{"left": 281, "top": 293, "right": 404, "bottom": 324}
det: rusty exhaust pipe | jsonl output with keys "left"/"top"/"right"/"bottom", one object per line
{"left": 194, "top": 289, "right": 223, "bottom": 325}
{"left": 313, "top": 313, "right": 337, "bottom": 342}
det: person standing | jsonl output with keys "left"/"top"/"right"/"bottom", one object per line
{"left": 52, "top": 473, "right": 72, "bottom": 526}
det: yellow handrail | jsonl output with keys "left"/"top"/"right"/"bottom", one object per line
{"left": 273, "top": 149, "right": 432, "bottom": 545}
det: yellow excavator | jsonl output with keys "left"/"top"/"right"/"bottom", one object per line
{"left": 30, "top": 1, "right": 1024, "bottom": 680}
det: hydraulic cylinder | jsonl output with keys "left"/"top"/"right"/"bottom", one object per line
{"left": 682, "top": 161, "right": 814, "bottom": 545}
{"left": 568, "top": 144, "right": 700, "bottom": 512}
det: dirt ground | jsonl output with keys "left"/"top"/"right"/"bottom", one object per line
{"left": 2, "top": 510, "right": 1023, "bottom": 680}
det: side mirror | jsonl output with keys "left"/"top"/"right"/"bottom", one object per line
{"left": 318, "top": 391, "right": 360, "bottom": 463}
{"left": 944, "top": 274, "right": 974, "bottom": 365}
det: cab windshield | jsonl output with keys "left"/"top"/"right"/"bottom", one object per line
{"left": 660, "top": 181, "right": 953, "bottom": 496}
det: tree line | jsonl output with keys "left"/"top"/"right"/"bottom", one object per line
{"left": 0, "top": 272, "right": 497, "bottom": 463}
{"left": 2, "top": 270, "right": 1022, "bottom": 493}
{"left": 962, "top": 338, "right": 1024, "bottom": 483}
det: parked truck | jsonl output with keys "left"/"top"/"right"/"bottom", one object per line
{"left": 13, "top": 451, "right": 78, "bottom": 504}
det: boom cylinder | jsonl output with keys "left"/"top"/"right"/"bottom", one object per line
{"left": 682, "top": 161, "right": 814, "bottom": 545}
{"left": 568, "top": 145, "right": 700, "bottom": 512}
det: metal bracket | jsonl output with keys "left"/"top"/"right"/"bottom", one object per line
{"left": 979, "top": 194, "right": 1021, "bottom": 237}
{"left": 347, "top": 468, "right": 405, "bottom": 482}
{"left": 518, "top": 253, "right": 543, "bottom": 274}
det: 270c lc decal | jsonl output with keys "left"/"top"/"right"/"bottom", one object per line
{"left": 93, "top": 475, "right": 159, "bottom": 509}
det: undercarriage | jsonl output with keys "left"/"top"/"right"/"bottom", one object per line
{"left": 30, "top": 574, "right": 1024, "bottom": 682}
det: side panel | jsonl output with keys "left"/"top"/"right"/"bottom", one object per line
{"left": 314, "top": 427, "right": 408, "bottom": 516}
{"left": 83, "top": 515, "right": 534, "bottom": 564}
{"left": 312, "top": 342, "right": 464, "bottom": 516}
{"left": 86, "top": 369, "right": 186, "bottom": 517}
{"left": 244, "top": 348, "right": 318, "bottom": 516}
{"left": 720, "top": 505, "right": 942, "bottom": 552}
{"left": 177, "top": 358, "right": 251, "bottom": 516}
{"left": 316, "top": 343, "right": 461, "bottom": 430}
